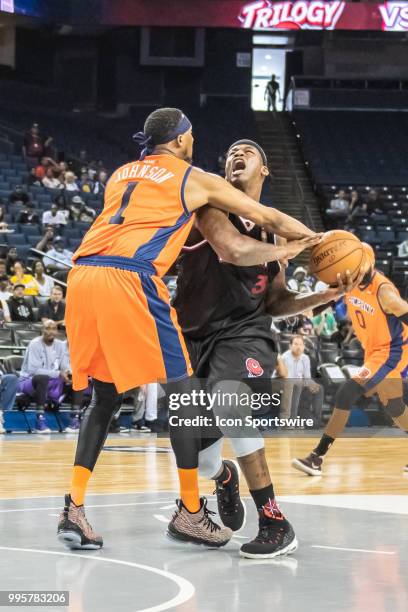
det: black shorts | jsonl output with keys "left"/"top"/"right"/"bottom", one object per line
{"left": 186, "top": 332, "right": 277, "bottom": 392}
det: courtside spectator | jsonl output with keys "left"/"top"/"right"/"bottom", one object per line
{"left": 281, "top": 335, "right": 324, "bottom": 423}
{"left": 9, "top": 185, "right": 29, "bottom": 206}
{"left": 39, "top": 286, "right": 65, "bottom": 326}
{"left": 293, "top": 314, "right": 314, "bottom": 336}
{"left": 312, "top": 307, "right": 338, "bottom": 338}
{"left": 398, "top": 238, "right": 408, "bottom": 258}
{"left": 42, "top": 204, "right": 67, "bottom": 228}
{"left": 8, "top": 284, "right": 35, "bottom": 322}
{"left": 18, "top": 320, "right": 71, "bottom": 434}
{"left": 287, "top": 267, "right": 312, "bottom": 292}
{"left": 0, "top": 361, "right": 19, "bottom": 434}
{"left": 10, "top": 261, "right": 39, "bottom": 296}
{"left": 26, "top": 167, "right": 42, "bottom": 187}
{"left": 33, "top": 261, "right": 54, "bottom": 297}
{"left": 17, "top": 202, "right": 39, "bottom": 225}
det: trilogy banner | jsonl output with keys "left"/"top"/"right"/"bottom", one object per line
{"left": 101, "top": 0, "right": 408, "bottom": 32}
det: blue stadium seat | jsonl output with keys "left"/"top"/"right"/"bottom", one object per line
{"left": 6, "top": 233, "right": 26, "bottom": 245}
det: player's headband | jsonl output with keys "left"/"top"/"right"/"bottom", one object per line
{"left": 227, "top": 139, "right": 268, "bottom": 166}
{"left": 133, "top": 114, "right": 192, "bottom": 160}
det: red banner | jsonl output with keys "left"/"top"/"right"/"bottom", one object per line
{"left": 101, "top": 0, "right": 408, "bottom": 31}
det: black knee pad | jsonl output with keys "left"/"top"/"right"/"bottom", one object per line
{"left": 384, "top": 397, "right": 405, "bottom": 418}
{"left": 335, "top": 379, "right": 365, "bottom": 411}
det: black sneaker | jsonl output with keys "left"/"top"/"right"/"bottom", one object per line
{"left": 292, "top": 452, "right": 323, "bottom": 476}
{"left": 57, "top": 494, "right": 103, "bottom": 550}
{"left": 214, "top": 460, "right": 246, "bottom": 532}
{"left": 240, "top": 499, "right": 297, "bottom": 559}
{"left": 404, "top": 465, "right": 408, "bottom": 473}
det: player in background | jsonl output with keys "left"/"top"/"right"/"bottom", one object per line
{"left": 57, "top": 107, "right": 320, "bottom": 551}
{"left": 293, "top": 243, "right": 408, "bottom": 476}
{"left": 173, "top": 139, "right": 355, "bottom": 558}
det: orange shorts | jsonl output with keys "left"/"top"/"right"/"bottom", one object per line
{"left": 65, "top": 265, "right": 192, "bottom": 393}
{"left": 355, "top": 347, "right": 408, "bottom": 405}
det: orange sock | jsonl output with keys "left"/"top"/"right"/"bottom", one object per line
{"left": 178, "top": 468, "right": 200, "bottom": 513}
{"left": 70, "top": 465, "right": 92, "bottom": 506}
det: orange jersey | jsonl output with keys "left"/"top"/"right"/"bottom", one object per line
{"left": 346, "top": 271, "right": 408, "bottom": 359}
{"left": 73, "top": 154, "right": 194, "bottom": 277}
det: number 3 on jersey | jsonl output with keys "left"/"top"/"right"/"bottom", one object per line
{"left": 109, "top": 181, "right": 138, "bottom": 225}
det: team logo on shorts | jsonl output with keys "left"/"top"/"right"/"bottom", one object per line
{"left": 246, "top": 357, "right": 264, "bottom": 377}
{"left": 358, "top": 366, "right": 371, "bottom": 379}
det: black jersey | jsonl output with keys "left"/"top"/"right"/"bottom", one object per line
{"left": 173, "top": 214, "right": 280, "bottom": 340}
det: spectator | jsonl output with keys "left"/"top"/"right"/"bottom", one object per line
{"left": 17, "top": 202, "right": 39, "bottom": 225}
{"left": 93, "top": 170, "right": 108, "bottom": 195}
{"left": 347, "top": 189, "right": 366, "bottom": 222}
{"left": 287, "top": 267, "right": 311, "bottom": 292}
{"left": 9, "top": 185, "right": 30, "bottom": 206}
{"left": 0, "top": 205, "right": 8, "bottom": 231}
{"left": 36, "top": 227, "right": 55, "bottom": 254}
{"left": 0, "top": 272, "right": 10, "bottom": 301}
{"left": 54, "top": 193, "right": 70, "bottom": 223}
{"left": 43, "top": 237, "right": 73, "bottom": 280}
{"left": 69, "top": 195, "right": 96, "bottom": 223}
{"left": 326, "top": 189, "right": 349, "bottom": 219}
{"left": 6, "top": 247, "right": 18, "bottom": 276}
{"left": 64, "top": 171, "right": 80, "bottom": 193}
{"left": 330, "top": 320, "right": 354, "bottom": 349}
{"left": 39, "top": 286, "right": 65, "bottom": 326}
{"left": 0, "top": 261, "right": 7, "bottom": 276}
{"left": 0, "top": 360, "right": 19, "bottom": 434}
{"left": 265, "top": 74, "right": 280, "bottom": 112}
{"left": 79, "top": 171, "right": 93, "bottom": 193}
{"left": 312, "top": 306, "right": 338, "bottom": 338}
{"left": 18, "top": 320, "right": 72, "bottom": 433}
{"left": 22, "top": 123, "right": 53, "bottom": 167}
{"left": 35, "top": 157, "right": 56, "bottom": 181}
{"left": 364, "top": 188, "right": 381, "bottom": 215}
{"left": 293, "top": 313, "right": 314, "bottom": 336}
{"left": 42, "top": 204, "right": 67, "bottom": 228}
{"left": 281, "top": 335, "right": 324, "bottom": 424}
{"left": 7, "top": 284, "right": 35, "bottom": 322}
{"left": 26, "top": 168, "right": 42, "bottom": 187}
{"left": 10, "top": 261, "right": 39, "bottom": 296}
{"left": 42, "top": 167, "right": 63, "bottom": 190}
{"left": 33, "top": 261, "right": 54, "bottom": 297}
{"left": 398, "top": 238, "right": 408, "bottom": 258}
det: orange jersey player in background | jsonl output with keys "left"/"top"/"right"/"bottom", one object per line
{"left": 57, "top": 106, "right": 321, "bottom": 552}
{"left": 293, "top": 243, "right": 408, "bottom": 477}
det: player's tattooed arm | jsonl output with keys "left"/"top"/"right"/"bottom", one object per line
{"left": 195, "top": 207, "right": 312, "bottom": 266}
{"left": 377, "top": 284, "right": 408, "bottom": 317}
{"left": 184, "top": 169, "right": 321, "bottom": 241}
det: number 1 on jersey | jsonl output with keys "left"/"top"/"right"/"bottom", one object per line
{"left": 109, "top": 181, "right": 139, "bottom": 225}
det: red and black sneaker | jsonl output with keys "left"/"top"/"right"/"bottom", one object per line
{"left": 240, "top": 499, "right": 297, "bottom": 559}
{"left": 214, "top": 460, "right": 246, "bottom": 532}
{"left": 292, "top": 452, "right": 323, "bottom": 476}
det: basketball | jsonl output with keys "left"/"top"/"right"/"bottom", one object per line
{"left": 309, "top": 230, "right": 364, "bottom": 286}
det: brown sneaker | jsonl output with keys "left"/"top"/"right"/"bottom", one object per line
{"left": 57, "top": 494, "right": 103, "bottom": 550}
{"left": 292, "top": 452, "right": 323, "bottom": 476}
{"left": 168, "top": 497, "right": 232, "bottom": 548}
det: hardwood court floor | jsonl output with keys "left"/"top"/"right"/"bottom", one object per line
{"left": 0, "top": 435, "right": 407, "bottom": 499}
